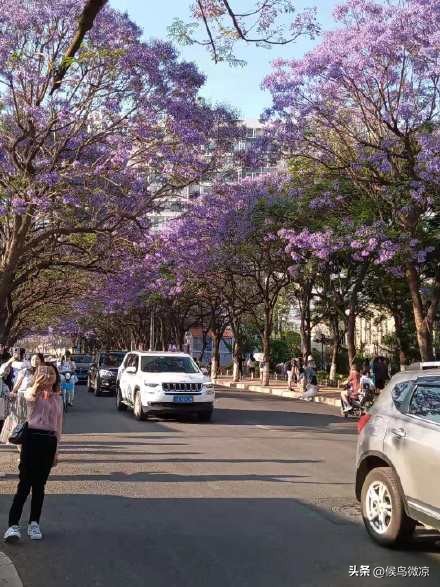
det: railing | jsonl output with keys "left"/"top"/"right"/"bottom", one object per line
{"left": 214, "top": 367, "right": 342, "bottom": 387}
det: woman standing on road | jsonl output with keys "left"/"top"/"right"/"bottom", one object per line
{"left": 4, "top": 363, "right": 63, "bottom": 543}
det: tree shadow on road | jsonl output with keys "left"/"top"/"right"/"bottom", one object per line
{"left": 211, "top": 406, "right": 355, "bottom": 433}
{"left": 18, "top": 471, "right": 352, "bottom": 485}
{"left": 0, "top": 495, "right": 438, "bottom": 587}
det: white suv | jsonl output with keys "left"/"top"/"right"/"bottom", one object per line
{"left": 116, "top": 352, "right": 215, "bottom": 422}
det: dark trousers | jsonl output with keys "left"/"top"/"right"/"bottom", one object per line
{"left": 9, "top": 429, "right": 57, "bottom": 526}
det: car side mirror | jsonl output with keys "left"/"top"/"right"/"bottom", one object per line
{"left": 125, "top": 366, "right": 136, "bottom": 374}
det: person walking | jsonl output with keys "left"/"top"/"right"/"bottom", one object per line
{"left": 300, "top": 355, "right": 315, "bottom": 392}
{"left": 285, "top": 358, "right": 293, "bottom": 389}
{"left": 0, "top": 361, "right": 12, "bottom": 430}
{"left": 9, "top": 349, "right": 27, "bottom": 387}
{"left": 247, "top": 354, "right": 256, "bottom": 379}
{"left": 293, "top": 357, "right": 304, "bottom": 389}
{"left": 373, "top": 356, "right": 388, "bottom": 391}
{"left": 0, "top": 355, "right": 15, "bottom": 394}
{"left": 58, "top": 351, "right": 77, "bottom": 407}
{"left": 4, "top": 363, "right": 63, "bottom": 543}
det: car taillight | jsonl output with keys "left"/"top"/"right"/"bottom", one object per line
{"left": 357, "top": 414, "right": 371, "bottom": 433}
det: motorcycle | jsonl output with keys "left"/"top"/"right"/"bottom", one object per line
{"left": 60, "top": 371, "right": 75, "bottom": 412}
{"left": 341, "top": 383, "right": 376, "bottom": 419}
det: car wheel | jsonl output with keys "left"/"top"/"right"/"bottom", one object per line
{"left": 198, "top": 410, "right": 213, "bottom": 422}
{"left": 116, "top": 387, "right": 126, "bottom": 411}
{"left": 133, "top": 391, "right": 147, "bottom": 421}
{"left": 361, "top": 467, "right": 416, "bottom": 547}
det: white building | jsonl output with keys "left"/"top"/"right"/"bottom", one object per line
{"left": 149, "top": 119, "right": 278, "bottom": 230}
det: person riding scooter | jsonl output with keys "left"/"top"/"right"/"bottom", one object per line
{"left": 341, "top": 366, "right": 375, "bottom": 415}
{"left": 341, "top": 364, "right": 361, "bottom": 413}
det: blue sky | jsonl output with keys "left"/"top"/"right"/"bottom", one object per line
{"left": 109, "top": 1, "right": 340, "bottom": 119}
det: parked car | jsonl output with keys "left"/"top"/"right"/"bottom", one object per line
{"left": 71, "top": 353, "right": 93, "bottom": 384}
{"left": 116, "top": 351, "right": 215, "bottom": 421}
{"left": 356, "top": 362, "right": 440, "bottom": 547}
{"left": 88, "top": 351, "right": 127, "bottom": 396}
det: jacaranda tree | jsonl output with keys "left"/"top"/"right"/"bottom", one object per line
{"left": 265, "top": 0, "right": 440, "bottom": 360}
{"left": 0, "top": 0, "right": 236, "bottom": 344}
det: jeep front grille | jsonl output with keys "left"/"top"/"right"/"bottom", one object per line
{"left": 162, "top": 382, "right": 202, "bottom": 393}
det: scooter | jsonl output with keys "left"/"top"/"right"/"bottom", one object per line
{"left": 341, "top": 383, "right": 376, "bottom": 419}
{"left": 61, "top": 371, "right": 75, "bottom": 412}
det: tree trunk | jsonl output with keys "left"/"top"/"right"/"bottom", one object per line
{"left": 232, "top": 339, "right": 242, "bottom": 382}
{"left": 211, "top": 333, "right": 221, "bottom": 379}
{"left": 261, "top": 326, "right": 271, "bottom": 387}
{"left": 160, "top": 318, "right": 165, "bottom": 351}
{"left": 392, "top": 311, "right": 408, "bottom": 371}
{"left": 0, "top": 310, "right": 11, "bottom": 346}
{"left": 261, "top": 333, "right": 271, "bottom": 386}
{"left": 174, "top": 326, "right": 185, "bottom": 351}
{"left": 298, "top": 288, "right": 312, "bottom": 361}
{"left": 229, "top": 316, "right": 242, "bottom": 383}
{"left": 346, "top": 310, "right": 356, "bottom": 368}
{"left": 406, "top": 264, "right": 435, "bottom": 361}
{"left": 328, "top": 316, "right": 340, "bottom": 383}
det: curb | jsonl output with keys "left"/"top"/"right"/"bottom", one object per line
{"left": 215, "top": 380, "right": 341, "bottom": 410}
{"left": 0, "top": 552, "right": 23, "bottom": 587}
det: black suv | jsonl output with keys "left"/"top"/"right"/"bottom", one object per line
{"left": 88, "top": 351, "right": 127, "bottom": 396}
{"left": 71, "top": 353, "right": 93, "bottom": 384}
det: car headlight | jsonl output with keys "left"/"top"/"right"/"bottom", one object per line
{"left": 99, "top": 369, "right": 113, "bottom": 377}
{"left": 144, "top": 382, "right": 160, "bottom": 388}
{"left": 203, "top": 383, "right": 215, "bottom": 394}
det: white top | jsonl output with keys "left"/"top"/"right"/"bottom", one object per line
{"left": 0, "top": 360, "right": 29, "bottom": 387}
{"left": 360, "top": 375, "right": 375, "bottom": 390}
{"left": 58, "top": 360, "right": 76, "bottom": 373}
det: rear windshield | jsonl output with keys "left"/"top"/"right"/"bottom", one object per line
{"left": 72, "top": 355, "right": 92, "bottom": 363}
{"left": 141, "top": 356, "right": 199, "bottom": 374}
{"left": 100, "top": 353, "right": 125, "bottom": 367}
{"left": 409, "top": 384, "right": 440, "bottom": 423}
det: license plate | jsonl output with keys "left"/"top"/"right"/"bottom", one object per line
{"left": 174, "top": 395, "right": 193, "bottom": 403}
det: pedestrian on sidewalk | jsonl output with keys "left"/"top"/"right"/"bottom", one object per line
{"left": 293, "top": 357, "right": 304, "bottom": 389}
{"left": 0, "top": 362, "right": 13, "bottom": 431}
{"left": 246, "top": 354, "right": 256, "bottom": 379}
{"left": 285, "top": 358, "right": 293, "bottom": 389}
{"left": 373, "top": 356, "right": 389, "bottom": 391}
{"left": 4, "top": 363, "right": 63, "bottom": 543}
{"left": 237, "top": 352, "right": 244, "bottom": 380}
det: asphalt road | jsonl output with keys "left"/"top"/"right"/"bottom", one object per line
{"left": 0, "top": 386, "right": 439, "bottom": 587}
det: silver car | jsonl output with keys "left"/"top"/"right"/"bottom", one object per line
{"left": 356, "top": 363, "right": 440, "bottom": 546}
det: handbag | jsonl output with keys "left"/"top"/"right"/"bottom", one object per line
{"left": 9, "top": 421, "right": 28, "bottom": 445}
{"left": 0, "top": 412, "right": 18, "bottom": 444}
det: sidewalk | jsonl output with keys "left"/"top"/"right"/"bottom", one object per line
{"left": 0, "top": 552, "right": 22, "bottom": 587}
{"left": 214, "top": 377, "right": 342, "bottom": 409}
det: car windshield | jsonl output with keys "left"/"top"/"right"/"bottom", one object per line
{"left": 72, "top": 355, "right": 92, "bottom": 363}
{"left": 100, "top": 353, "right": 125, "bottom": 367}
{"left": 141, "top": 356, "right": 199, "bottom": 374}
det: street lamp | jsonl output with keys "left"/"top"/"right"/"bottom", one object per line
{"left": 313, "top": 329, "right": 331, "bottom": 370}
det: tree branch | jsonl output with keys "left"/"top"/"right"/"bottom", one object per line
{"left": 51, "top": 0, "right": 108, "bottom": 94}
